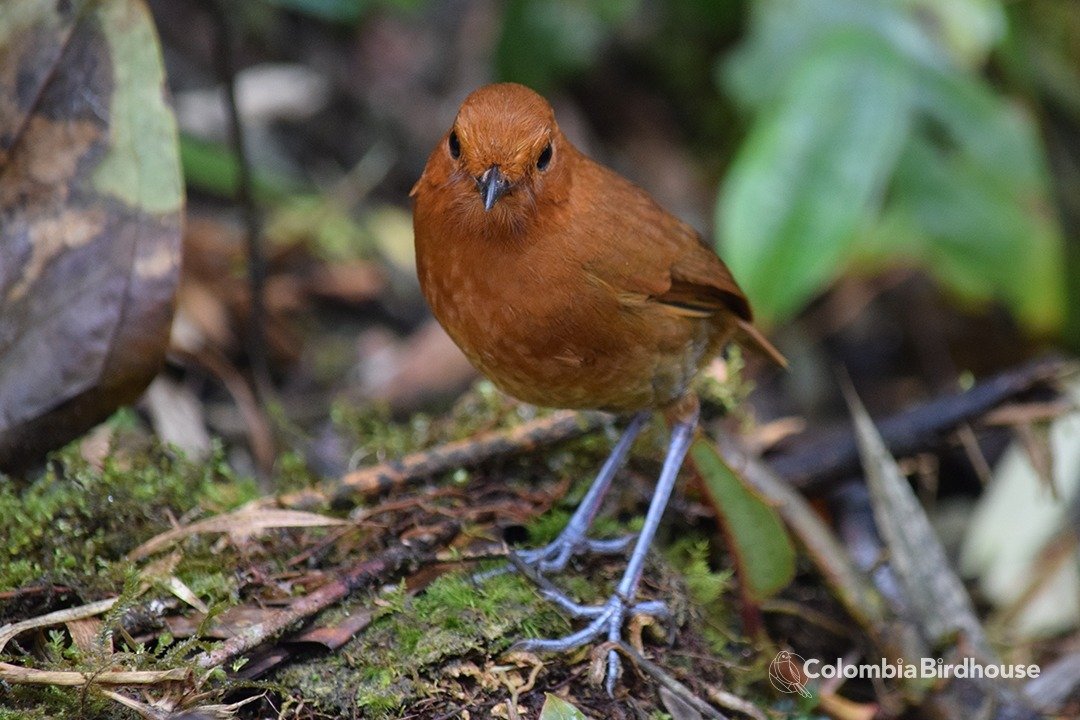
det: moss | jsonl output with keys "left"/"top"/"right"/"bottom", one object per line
{"left": 664, "top": 535, "right": 738, "bottom": 655}
{"left": 0, "top": 438, "right": 256, "bottom": 598}
{"left": 0, "top": 686, "right": 127, "bottom": 720}
{"left": 275, "top": 570, "right": 571, "bottom": 718}
{"left": 0, "top": 430, "right": 265, "bottom": 719}
{"left": 695, "top": 346, "right": 753, "bottom": 418}
{"left": 526, "top": 508, "right": 574, "bottom": 545}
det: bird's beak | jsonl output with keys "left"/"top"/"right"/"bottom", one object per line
{"left": 477, "top": 165, "right": 510, "bottom": 211}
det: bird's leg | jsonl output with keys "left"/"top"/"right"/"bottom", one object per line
{"left": 512, "top": 411, "right": 649, "bottom": 573}
{"left": 513, "top": 411, "right": 697, "bottom": 695}
{"left": 472, "top": 413, "right": 645, "bottom": 583}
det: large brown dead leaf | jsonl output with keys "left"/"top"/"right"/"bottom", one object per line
{"left": 0, "top": 0, "right": 183, "bottom": 471}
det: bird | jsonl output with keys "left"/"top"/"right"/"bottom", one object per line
{"left": 410, "top": 82, "right": 784, "bottom": 692}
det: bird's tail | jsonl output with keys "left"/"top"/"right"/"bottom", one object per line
{"left": 735, "top": 318, "right": 787, "bottom": 368}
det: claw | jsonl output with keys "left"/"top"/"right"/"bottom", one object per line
{"left": 472, "top": 413, "right": 648, "bottom": 586}
{"left": 605, "top": 648, "right": 621, "bottom": 696}
{"left": 512, "top": 593, "right": 672, "bottom": 694}
{"left": 539, "top": 589, "right": 606, "bottom": 618}
{"left": 514, "top": 531, "right": 635, "bottom": 574}
{"left": 488, "top": 413, "right": 696, "bottom": 693}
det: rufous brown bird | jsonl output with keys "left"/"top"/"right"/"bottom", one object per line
{"left": 411, "top": 82, "right": 784, "bottom": 691}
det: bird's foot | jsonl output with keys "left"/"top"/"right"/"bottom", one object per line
{"left": 513, "top": 592, "right": 670, "bottom": 695}
{"left": 473, "top": 530, "right": 634, "bottom": 583}
{"left": 515, "top": 530, "right": 634, "bottom": 574}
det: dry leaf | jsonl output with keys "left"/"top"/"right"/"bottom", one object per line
{"left": 128, "top": 505, "right": 346, "bottom": 561}
{"left": 0, "top": 0, "right": 182, "bottom": 471}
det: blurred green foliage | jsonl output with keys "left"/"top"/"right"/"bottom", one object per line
{"left": 180, "top": 134, "right": 299, "bottom": 201}
{"left": 999, "top": 0, "right": 1080, "bottom": 348}
{"left": 717, "top": 0, "right": 1065, "bottom": 332}
{"left": 261, "top": 0, "right": 423, "bottom": 24}
{"left": 243, "top": 0, "right": 1077, "bottom": 339}
{"left": 496, "top": 0, "right": 641, "bottom": 92}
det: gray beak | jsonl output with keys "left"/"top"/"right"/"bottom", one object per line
{"left": 477, "top": 165, "right": 510, "bottom": 211}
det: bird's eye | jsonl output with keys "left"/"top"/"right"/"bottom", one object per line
{"left": 448, "top": 131, "right": 461, "bottom": 159}
{"left": 537, "top": 142, "right": 552, "bottom": 171}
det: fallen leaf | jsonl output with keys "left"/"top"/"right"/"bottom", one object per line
{"left": 690, "top": 437, "right": 796, "bottom": 602}
{"left": 127, "top": 505, "right": 346, "bottom": 561}
{"left": 960, "top": 379, "right": 1080, "bottom": 639}
{"left": 844, "top": 383, "right": 995, "bottom": 660}
{"left": 538, "top": 693, "right": 588, "bottom": 720}
{"left": 659, "top": 686, "right": 704, "bottom": 720}
{"left": 0, "top": 0, "right": 182, "bottom": 471}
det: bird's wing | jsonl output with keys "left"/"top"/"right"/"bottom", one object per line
{"left": 584, "top": 225, "right": 786, "bottom": 367}
{"left": 660, "top": 232, "right": 788, "bottom": 367}
{"left": 659, "top": 233, "right": 752, "bottom": 321}
{"left": 573, "top": 160, "right": 785, "bottom": 365}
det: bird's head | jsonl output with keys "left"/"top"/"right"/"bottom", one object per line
{"left": 439, "top": 83, "right": 570, "bottom": 226}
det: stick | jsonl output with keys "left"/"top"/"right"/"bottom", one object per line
{"left": 207, "top": 0, "right": 271, "bottom": 400}
{"left": 194, "top": 522, "right": 457, "bottom": 670}
{"left": 616, "top": 641, "right": 731, "bottom": 720}
{"left": 771, "top": 356, "right": 1071, "bottom": 493}
{"left": 277, "top": 410, "right": 608, "bottom": 509}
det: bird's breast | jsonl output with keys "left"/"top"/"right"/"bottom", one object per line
{"left": 414, "top": 213, "right": 715, "bottom": 412}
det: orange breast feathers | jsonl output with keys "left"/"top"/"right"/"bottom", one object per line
{"left": 410, "top": 82, "right": 784, "bottom": 413}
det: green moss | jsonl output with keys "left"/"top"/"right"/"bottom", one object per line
{"left": 276, "top": 570, "right": 571, "bottom": 718}
{"left": 526, "top": 508, "right": 574, "bottom": 545}
{"left": 695, "top": 345, "right": 753, "bottom": 418}
{"left": 0, "top": 686, "right": 125, "bottom": 720}
{"left": 665, "top": 535, "right": 736, "bottom": 653}
{"left": 0, "top": 439, "right": 256, "bottom": 597}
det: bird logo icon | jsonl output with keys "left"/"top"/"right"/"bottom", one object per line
{"left": 769, "top": 650, "right": 812, "bottom": 698}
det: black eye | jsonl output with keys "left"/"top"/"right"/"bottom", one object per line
{"left": 537, "top": 142, "right": 552, "bottom": 170}
{"left": 448, "top": 131, "right": 461, "bottom": 159}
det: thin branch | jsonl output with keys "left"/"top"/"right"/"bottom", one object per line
{"left": 771, "top": 356, "right": 1072, "bottom": 493}
{"left": 275, "top": 410, "right": 608, "bottom": 509}
{"left": 194, "top": 522, "right": 457, "bottom": 670}
{"left": 616, "top": 641, "right": 732, "bottom": 720}
{"left": 207, "top": 0, "right": 272, "bottom": 400}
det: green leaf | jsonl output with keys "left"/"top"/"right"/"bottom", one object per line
{"left": 689, "top": 438, "right": 795, "bottom": 601}
{"left": 717, "top": 32, "right": 915, "bottom": 322}
{"left": 262, "top": 0, "right": 367, "bottom": 24}
{"left": 89, "top": 0, "right": 182, "bottom": 213}
{"left": 260, "top": 0, "right": 425, "bottom": 24}
{"left": 179, "top": 134, "right": 298, "bottom": 201}
{"left": 877, "top": 68, "right": 1067, "bottom": 332}
{"left": 721, "top": 0, "right": 949, "bottom": 111}
{"left": 538, "top": 693, "right": 588, "bottom": 720}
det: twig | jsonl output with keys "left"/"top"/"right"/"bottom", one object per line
{"left": 615, "top": 641, "right": 731, "bottom": 720}
{"left": 275, "top": 410, "right": 608, "bottom": 509}
{"left": 0, "top": 597, "right": 192, "bottom": 687}
{"left": 194, "top": 522, "right": 457, "bottom": 670}
{"left": 0, "top": 598, "right": 117, "bottom": 654}
{"left": 703, "top": 682, "right": 768, "bottom": 720}
{"left": 211, "top": 1, "right": 269, "bottom": 388}
{"left": 771, "top": 356, "right": 1072, "bottom": 493}
{"left": 0, "top": 663, "right": 190, "bottom": 687}
{"left": 172, "top": 347, "right": 276, "bottom": 477}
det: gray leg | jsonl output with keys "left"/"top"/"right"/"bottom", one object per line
{"left": 514, "top": 415, "right": 697, "bottom": 694}
{"left": 476, "top": 412, "right": 649, "bottom": 585}
{"left": 515, "top": 411, "right": 649, "bottom": 572}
